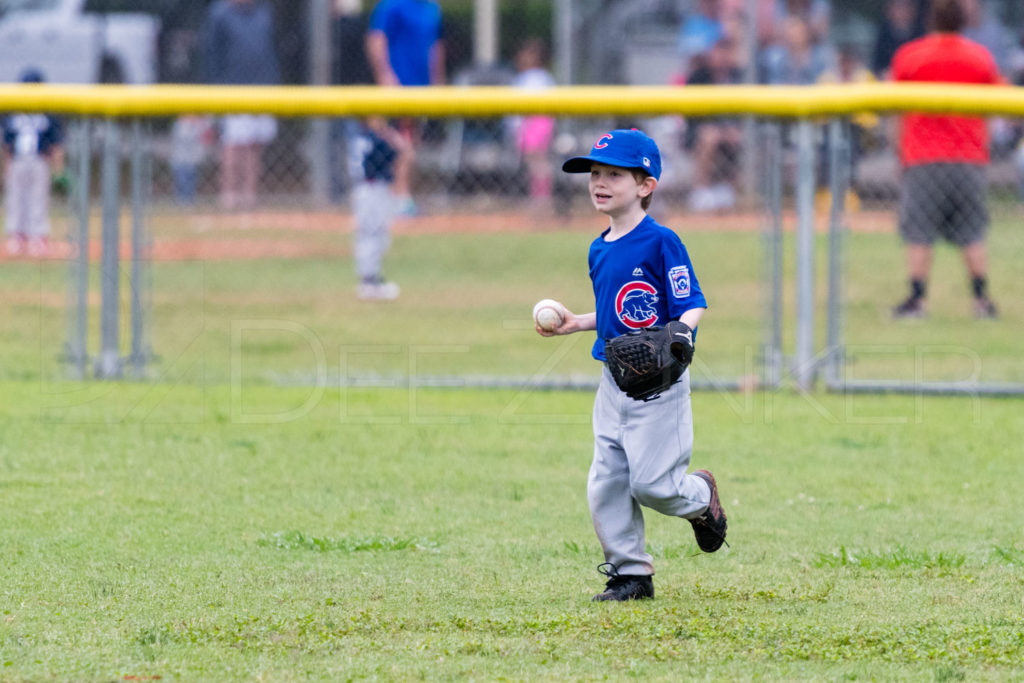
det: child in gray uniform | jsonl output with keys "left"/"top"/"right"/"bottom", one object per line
{"left": 536, "top": 129, "right": 728, "bottom": 601}
{"left": 3, "top": 69, "right": 63, "bottom": 258}
{"left": 352, "top": 118, "right": 406, "bottom": 300}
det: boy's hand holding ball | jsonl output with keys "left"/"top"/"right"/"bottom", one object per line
{"left": 533, "top": 299, "right": 566, "bottom": 334}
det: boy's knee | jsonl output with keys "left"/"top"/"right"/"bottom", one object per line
{"left": 630, "top": 479, "right": 670, "bottom": 510}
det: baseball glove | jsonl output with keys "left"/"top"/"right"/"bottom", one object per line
{"left": 604, "top": 321, "right": 694, "bottom": 402}
{"left": 51, "top": 172, "right": 71, "bottom": 197}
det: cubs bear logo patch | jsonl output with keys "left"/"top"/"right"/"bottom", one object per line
{"left": 669, "top": 266, "right": 690, "bottom": 298}
{"left": 615, "top": 281, "right": 659, "bottom": 329}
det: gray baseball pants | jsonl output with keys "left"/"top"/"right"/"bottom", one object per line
{"left": 352, "top": 181, "right": 394, "bottom": 281}
{"left": 5, "top": 156, "right": 51, "bottom": 238}
{"left": 588, "top": 366, "right": 711, "bottom": 576}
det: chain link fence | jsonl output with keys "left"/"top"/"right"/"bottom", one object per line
{"left": 2, "top": 0, "right": 1024, "bottom": 394}
{"left": 7, "top": 105, "right": 1017, "bottom": 396}
{"left": 35, "top": 112, "right": 779, "bottom": 392}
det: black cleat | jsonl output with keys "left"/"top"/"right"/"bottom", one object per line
{"left": 973, "top": 297, "right": 998, "bottom": 319}
{"left": 591, "top": 563, "right": 654, "bottom": 602}
{"left": 892, "top": 296, "right": 925, "bottom": 319}
{"left": 689, "top": 470, "right": 728, "bottom": 553}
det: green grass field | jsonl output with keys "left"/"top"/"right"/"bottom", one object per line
{"left": 1, "top": 214, "right": 1023, "bottom": 680}
{"left": 2, "top": 383, "right": 1023, "bottom": 681}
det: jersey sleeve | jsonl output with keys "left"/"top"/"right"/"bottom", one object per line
{"left": 368, "top": 0, "right": 394, "bottom": 33}
{"left": 662, "top": 234, "right": 707, "bottom": 319}
{"left": 1, "top": 117, "right": 13, "bottom": 152}
{"left": 42, "top": 116, "right": 62, "bottom": 149}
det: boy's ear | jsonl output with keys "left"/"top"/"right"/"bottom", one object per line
{"left": 639, "top": 175, "right": 658, "bottom": 197}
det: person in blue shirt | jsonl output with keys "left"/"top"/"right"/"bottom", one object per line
{"left": 536, "top": 129, "right": 728, "bottom": 601}
{"left": 366, "top": 0, "right": 445, "bottom": 216}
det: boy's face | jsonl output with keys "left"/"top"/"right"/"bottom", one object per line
{"left": 588, "top": 162, "right": 655, "bottom": 216}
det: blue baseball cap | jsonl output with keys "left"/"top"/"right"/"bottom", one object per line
{"left": 562, "top": 129, "right": 662, "bottom": 181}
{"left": 19, "top": 68, "right": 44, "bottom": 83}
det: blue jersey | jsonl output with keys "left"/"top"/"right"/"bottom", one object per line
{"left": 369, "top": 0, "right": 442, "bottom": 86}
{"left": 589, "top": 215, "right": 707, "bottom": 361}
{"left": 352, "top": 127, "right": 397, "bottom": 183}
{"left": 2, "top": 113, "right": 62, "bottom": 157}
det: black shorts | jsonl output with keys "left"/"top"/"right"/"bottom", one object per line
{"left": 898, "top": 163, "right": 988, "bottom": 247}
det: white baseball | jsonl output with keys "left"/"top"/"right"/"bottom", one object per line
{"left": 533, "top": 299, "right": 564, "bottom": 332}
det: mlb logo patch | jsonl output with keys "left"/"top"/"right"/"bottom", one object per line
{"left": 669, "top": 266, "right": 690, "bottom": 298}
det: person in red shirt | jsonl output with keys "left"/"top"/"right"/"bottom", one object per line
{"left": 890, "top": 0, "right": 1002, "bottom": 319}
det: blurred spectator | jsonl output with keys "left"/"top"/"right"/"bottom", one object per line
{"left": 203, "top": 0, "right": 281, "bottom": 211}
{"left": 961, "top": 0, "right": 1015, "bottom": 156}
{"left": 677, "top": 0, "right": 725, "bottom": 80}
{"left": 366, "top": 0, "right": 445, "bottom": 216}
{"left": 750, "top": 0, "right": 782, "bottom": 54}
{"left": 822, "top": 44, "right": 876, "bottom": 88}
{"left": 2, "top": 69, "right": 63, "bottom": 258}
{"left": 352, "top": 118, "right": 408, "bottom": 301}
{"left": 752, "top": 0, "right": 828, "bottom": 59}
{"left": 820, "top": 45, "right": 879, "bottom": 139}
{"left": 890, "top": 0, "right": 1002, "bottom": 320}
{"left": 962, "top": 0, "right": 1012, "bottom": 76}
{"left": 330, "top": 0, "right": 374, "bottom": 203}
{"left": 334, "top": 0, "right": 374, "bottom": 85}
{"left": 509, "top": 38, "right": 556, "bottom": 213}
{"left": 817, "top": 46, "right": 879, "bottom": 210}
{"left": 684, "top": 36, "right": 744, "bottom": 213}
{"left": 871, "top": 0, "right": 926, "bottom": 77}
{"left": 759, "top": 15, "right": 832, "bottom": 85}
{"left": 775, "top": 0, "right": 830, "bottom": 46}
{"left": 170, "top": 115, "right": 213, "bottom": 205}
{"left": 1011, "top": 27, "right": 1024, "bottom": 202}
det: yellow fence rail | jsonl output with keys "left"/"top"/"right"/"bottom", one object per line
{"left": 1, "top": 83, "right": 1024, "bottom": 118}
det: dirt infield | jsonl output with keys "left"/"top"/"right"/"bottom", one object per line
{"left": 0, "top": 206, "right": 897, "bottom": 263}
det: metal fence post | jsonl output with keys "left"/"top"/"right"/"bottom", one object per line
{"left": 129, "top": 118, "right": 152, "bottom": 378}
{"left": 66, "top": 119, "right": 92, "bottom": 379}
{"left": 825, "top": 118, "right": 850, "bottom": 388}
{"left": 554, "top": 0, "right": 573, "bottom": 84}
{"left": 761, "top": 121, "right": 784, "bottom": 389}
{"left": 309, "top": 0, "right": 331, "bottom": 207}
{"left": 794, "top": 119, "right": 816, "bottom": 391}
{"left": 96, "top": 118, "right": 121, "bottom": 379}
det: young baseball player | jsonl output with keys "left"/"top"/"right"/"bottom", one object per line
{"left": 3, "top": 69, "right": 64, "bottom": 258}
{"left": 351, "top": 117, "right": 406, "bottom": 300}
{"left": 536, "top": 129, "right": 727, "bottom": 601}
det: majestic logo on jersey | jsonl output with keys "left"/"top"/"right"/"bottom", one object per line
{"left": 593, "top": 133, "right": 613, "bottom": 149}
{"left": 669, "top": 265, "right": 691, "bottom": 298}
{"left": 632, "top": 267, "right": 644, "bottom": 277}
{"left": 615, "top": 281, "right": 659, "bottom": 329}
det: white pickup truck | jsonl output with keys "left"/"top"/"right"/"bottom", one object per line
{"left": 0, "top": 0, "right": 160, "bottom": 84}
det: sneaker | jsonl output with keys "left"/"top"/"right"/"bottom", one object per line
{"left": 689, "top": 470, "right": 728, "bottom": 553}
{"left": 591, "top": 563, "right": 654, "bottom": 602}
{"left": 395, "top": 197, "right": 418, "bottom": 217}
{"left": 26, "top": 236, "right": 48, "bottom": 258}
{"left": 973, "top": 297, "right": 998, "bottom": 319}
{"left": 892, "top": 296, "right": 925, "bottom": 319}
{"left": 357, "top": 280, "right": 400, "bottom": 301}
{"left": 5, "top": 234, "right": 24, "bottom": 256}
